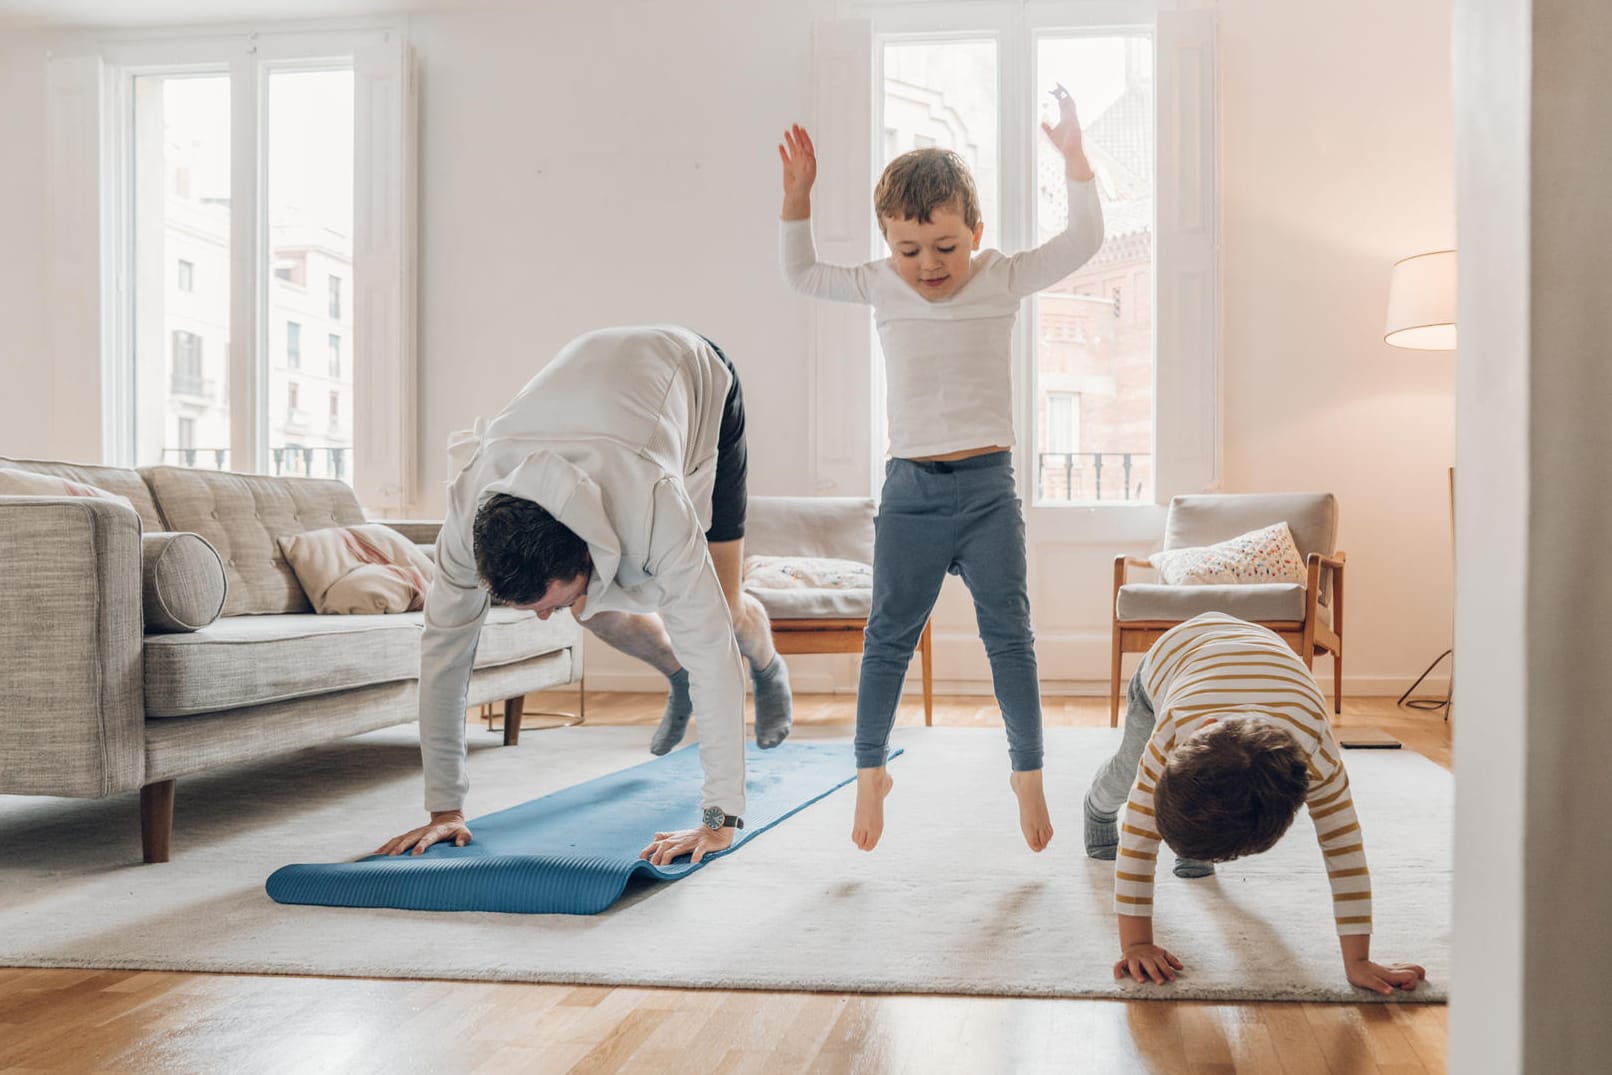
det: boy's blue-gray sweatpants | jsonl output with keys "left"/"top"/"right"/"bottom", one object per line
{"left": 854, "top": 452, "right": 1044, "bottom": 772}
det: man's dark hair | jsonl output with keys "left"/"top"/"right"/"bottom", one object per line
{"left": 472, "top": 493, "right": 591, "bottom": 605}
{"left": 1153, "top": 719, "right": 1311, "bottom": 862}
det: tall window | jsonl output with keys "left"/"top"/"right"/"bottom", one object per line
{"left": 1031, "top": 34, "right": 1154, "bottom": 504}
{"left": 860, "top": 6, "right": 1215, "bottom": 516}
{"left": 105, "top": 30, "right": 411, "bottom": 505}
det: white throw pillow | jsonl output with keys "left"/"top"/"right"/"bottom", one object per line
{"left": 1149, "top": 522, "right": 1307, "bottom": 586}
{"left": 278, "top": 524, "right": 437, "bottom": 614}
{"left": 743, "top": 555, "right": 872, "bottom": 591}
{"left": 0, "top": 467, "right": 135, "bottom": 511}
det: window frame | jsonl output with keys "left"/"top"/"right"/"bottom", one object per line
{"left": 842, "top": 1, "right": 1217, "bottom": 532}
{"left": 81, "top": 23, "right": 416, "bottom": 512}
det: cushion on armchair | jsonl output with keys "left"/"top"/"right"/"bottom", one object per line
{"left": 743, "top": 554, "right": 873, "bottom": 620}
{"left": 141, "top": 533, "right": 228, "bottom": 632}
{"left": 1149, "top": 522, "right": 1306, "bottom": 586}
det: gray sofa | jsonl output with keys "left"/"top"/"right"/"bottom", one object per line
{"left": 0, "top": 457, "right": 582, "bottom": 863}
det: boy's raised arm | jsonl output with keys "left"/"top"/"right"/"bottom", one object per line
{"left": 777, "top": 123, "right": 874, "bottom": 304}
{"left": 1003, "top": 87, "right": 1105, "bottom": 297}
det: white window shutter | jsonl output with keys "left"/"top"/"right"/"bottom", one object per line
{"left": 46, "top": 54, "right": 106, "bottom": 464}
{"left": 1153, "top": 8, "right": 1220, "bottom": 499}
{"left": 808, "top": 18, "right": 874, "bottom": 495}
{"left": 352, "top": 31, "right": 418, "bottom": 515}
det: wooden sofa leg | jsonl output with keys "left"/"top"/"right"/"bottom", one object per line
{"left": 141, "top": 780, "right": 175, "bottom": 864}
{"left": 1111, "top": 626, "right": 1125, "bottom": 728}
{"left": 503, "top": 694, "right": 526, "bottom": 746}
{"left": 1334, "top": 651, "right": 1344, "bottom": 715}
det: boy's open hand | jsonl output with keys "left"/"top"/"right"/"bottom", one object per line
{"left": 1042, "top": 85, "right": 1095, "bottom": 181}
{"left": 1345, "top": 959, "right": 1427, "bottom": 995}
{"left": 778, "top": 124, "right": 817, "bottom": 220}
{"left": 1114, "top": 943, "right": 1184, "bottom": 985}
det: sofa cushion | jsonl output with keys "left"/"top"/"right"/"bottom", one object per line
{"left": 1116, "top": 583, "right": 1318, "bottom": 624}
{"left": 140, "top": 466, "right": 367, "bottom": 616}
{"left": 743, "top": 553, "right": 873, "bottom": 620}
{"left": 141, "top": 532, "right": 228, "bottom": 632}
{"left": 143, "top": 607, "right": 578, "bottom": 717}
{"left": 279, "top": 524, "right": 435, "bottom": 614}
{"left": 0, "top": 457, "right": 165, "bottom": 531}
{"left": 749, "top": 586, "right": 873, "bottom": 620}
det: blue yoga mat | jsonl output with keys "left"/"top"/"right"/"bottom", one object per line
{"left": 266, "top": 741, "right": 898, "bottom": 915}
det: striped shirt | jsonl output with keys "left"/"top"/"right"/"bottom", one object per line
{"left": 1115, "top": 612, "right": 1372, "bottom": 936}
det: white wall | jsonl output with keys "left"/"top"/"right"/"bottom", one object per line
{"left": 0, "top": 31, "right": 54, "bottom": 453}
{"left": 1219, "top": 0, "right": 1456, "bottom": 695}
{"left": 0, "top": 0, "right": 1460, "bottom": 699}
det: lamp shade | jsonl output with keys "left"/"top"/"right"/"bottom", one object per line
{"left": 1385, "top": 249, "right": 1457, "bottom": 350}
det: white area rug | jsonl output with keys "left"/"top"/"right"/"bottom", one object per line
{"left": 0, "top": 725, "right": 1449, "bottom": 1001}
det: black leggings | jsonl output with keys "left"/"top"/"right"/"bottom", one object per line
{"left": 701, "top": 337, "right": 748, "bottom": 544}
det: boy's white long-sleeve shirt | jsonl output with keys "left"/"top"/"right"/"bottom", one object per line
{"left": 779, "top": 178, "right": 1104, "bottom": 459}
{"left": 419, "top": 325, "right": 747, "bottom": 818}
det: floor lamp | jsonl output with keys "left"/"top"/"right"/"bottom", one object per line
{"left": 1384, "top": 249, "right": 1457, "bottom": 718}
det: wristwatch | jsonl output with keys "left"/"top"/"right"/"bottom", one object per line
{"left": 701, "top": 806, "right": 745, "bottom": 831}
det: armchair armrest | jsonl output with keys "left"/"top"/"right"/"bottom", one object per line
{"left": 1305, "top": 551, "right": 1346, "bottom": 633}
{"left": 1113, "top": 555, "right": 1155, "bottom": 615}
{"left": 0, "top": 497, "right": 146, "bottom": 797}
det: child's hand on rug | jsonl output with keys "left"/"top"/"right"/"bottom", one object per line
{"left": 374, "top": 810, "right": 474, "bottom": 856}
{"left": 1114, "top": 943, "right": 1184, "bottom": 985}
{"left": 1345, "top": 958, "right": 1428, "bottom": 995}
{"left": 640, "top": 824, "right": 735, "bottom": 866}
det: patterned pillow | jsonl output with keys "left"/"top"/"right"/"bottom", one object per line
{"left": 0, "top": 466, "right": 135, "bottom": 512}
{"left": 1149, "top": 522, "right": 1306, "bottom": 586}
{"left": 278, "top": 524, "right": 436, "bottom": 614}
{"left": 743, "top": 555, "right": 872, "bottom": 591}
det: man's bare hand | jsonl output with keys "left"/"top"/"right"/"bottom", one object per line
{"left": 1113, "top": 942, "right": 1184, "bottom": 985}
{"left": 374, "top": 811, "right": 473, "bottom": 856}
{"left": 639, "top": 825, "right": 735, "bottom": 866}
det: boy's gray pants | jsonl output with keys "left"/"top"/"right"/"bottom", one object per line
{"left": 1087, "top": 669, "right": 1159, "bottom": 815}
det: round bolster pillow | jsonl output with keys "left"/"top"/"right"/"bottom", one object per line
{"left": 141, "top": 532, "right": 228, "bottom": 633}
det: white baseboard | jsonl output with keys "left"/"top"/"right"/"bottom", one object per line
{"left": 570, "top": 669, "right": 1452, "bottom": 699}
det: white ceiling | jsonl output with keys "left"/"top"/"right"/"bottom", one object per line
{"left": 0, "top": 0, "right": 533, "bottom": 30}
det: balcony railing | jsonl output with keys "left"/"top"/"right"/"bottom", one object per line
{"left": 170, "top": 374, "right": 216, "bottom": 400}
{"left": 161, "top": 447, "right": 350, "bottom": 482}
{"left": 1036, "top": 451, "right": 1151, "bottom": 503}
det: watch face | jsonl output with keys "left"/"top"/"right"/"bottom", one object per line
{"left": 702, "top": 806, "right": 724, "bottom": 830}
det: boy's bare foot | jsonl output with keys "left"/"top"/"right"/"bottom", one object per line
{"left": 851, "top": 767, "right": 894, "bottom": 851}
{"left": 1010, "top": 769, "right": 1055, "bottom": 852}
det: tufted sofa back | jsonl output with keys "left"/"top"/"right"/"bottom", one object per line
{"left": 140, "top": 466, "right": 367, "bottom": 615}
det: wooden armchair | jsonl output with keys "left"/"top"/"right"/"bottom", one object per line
{"left": 745, "top": 496, "right": 933, "bottom": 725}
{"left": 1111, "top": 493, "right": 1345, "bottom": 725}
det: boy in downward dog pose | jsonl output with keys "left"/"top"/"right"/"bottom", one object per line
{"left": 777, "top": 87, "right": 1104, "bottom": 852}
{"left": 1087, "top": 611, "right": 1426, "bottom": 994}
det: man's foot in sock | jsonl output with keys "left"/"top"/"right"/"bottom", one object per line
{"left": 649, "top": 669, "right": 692, "bottom": 755}
{"left": 851, "top": 767, "right": 894, "bottom": 851}
{"left": 1084, "top": 795, "right": 1119, "bottom": 860}
{"left": 752, "top": 655, "right": 793, "bottom": 749}
{"left": 1009, "top": 769, "right": 1055, "bottom": 853}
{"left": 1174, "top": 857, "right": 1215, "bottom": 879}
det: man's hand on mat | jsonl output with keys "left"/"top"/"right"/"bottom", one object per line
{"left": 639, "top": 825, "right": 734, "bottom": 866}
{"left": 1345, "top": 959, "right": 1427, "bottom": 995}
{"left": 1113, "top": 943, "right": 1184, "bottom": 985}
{"left": 374, "top": 811, "right": 474, "bottom": 856}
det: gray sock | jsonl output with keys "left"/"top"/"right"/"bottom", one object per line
{"left": 649, "top": 669, "right": 692, "bottom": 756}
{"left": 751, "top": 655, "right": 793, "bottom": 749}
{"left": 1173, "top": 857, "right": 1215, "bottom": 879}
{"left": 1084, "top": 795, "right": 1118, "bottom": 860}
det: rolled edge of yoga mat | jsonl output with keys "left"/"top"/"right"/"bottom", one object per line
{"left": 265, "top": 743, "right": 902, "bottom": 915}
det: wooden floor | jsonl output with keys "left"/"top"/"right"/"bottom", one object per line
{"left": 1, "top": 694, "right": 1452, "bottom": 1074}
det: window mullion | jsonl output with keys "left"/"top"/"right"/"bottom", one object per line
{"left": 227, "top": 48, "right": 260, "bottom": 474}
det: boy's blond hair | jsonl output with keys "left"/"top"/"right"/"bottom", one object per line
{"left": 874, "top": 147, "right": 981, "bottom": 234}
{"left": 1152, "top": 719, "right": 1310, "bottom": 862}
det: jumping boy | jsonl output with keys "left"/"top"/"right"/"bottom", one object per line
{"left": 1087, "top": 611, "right": 1426, "bottom": 994}
{"left": 777, "top": 87, "right": 1103, "bottom": 853}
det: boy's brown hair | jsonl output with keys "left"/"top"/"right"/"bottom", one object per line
{"left": 1153, "top": 719, "right": 1311, "bottom": 862}
{"left": 874, "top": 147, "right": 981, "bottom": 234}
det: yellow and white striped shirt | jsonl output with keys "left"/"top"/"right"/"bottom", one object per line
{"left": 1115, "top": 612, "right": 1372, "bottom": 936}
